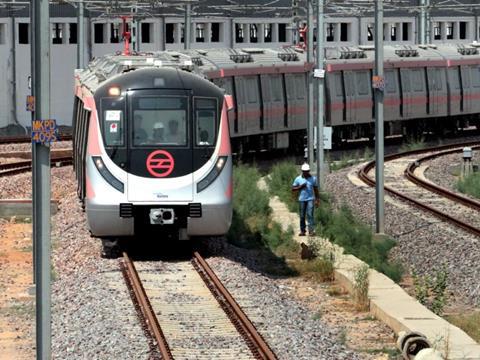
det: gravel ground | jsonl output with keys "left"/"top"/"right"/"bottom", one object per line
{"left": 424, "top": 152, "right": 475, "bottom": 192}
{"left": 204, "top": 240, "right": 362, "bottom": 360}
{"left": 0, "top": 140, "right": 71, "bottom": 153}
{"left": 325, "top": 165, "right": 480, "bottom": 307}
{"left": 49, "top": 170, "right": 151, "bottom": 359}
{"left": 0, "top": 166, "right": 74, "bottom": 199}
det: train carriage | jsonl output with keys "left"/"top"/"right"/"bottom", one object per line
{"left": 73, "top": 54, "right": 233, "bottom": 240}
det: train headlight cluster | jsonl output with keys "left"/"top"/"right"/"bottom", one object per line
{"left": 197, "top": 156, "right": 228, "bottom": 193}
{"left": 92, "top": 156, "right": 124, "bottom": 193}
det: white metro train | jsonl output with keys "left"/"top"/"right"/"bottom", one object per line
{"left": 73, "top": 53, "right": 233, "bottom": 242}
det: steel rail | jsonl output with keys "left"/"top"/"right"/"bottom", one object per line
{"left": 121, "top": 252, "right": 174, "bottom": 360}
{"left": 358, "top": 141, "right": 480, "bottom": 237}
{"left": 405, "top": 145, "right": 480, "bottom": 212}
{"left": 192, "top": 251, "right": 278, "bottom": 360}
{"left": 0, "top": 156, "right": 73, "bottom": 176}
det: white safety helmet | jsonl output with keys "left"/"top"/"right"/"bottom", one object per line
{"left": 301, "top": 163, "right": 310, "bottom": 171}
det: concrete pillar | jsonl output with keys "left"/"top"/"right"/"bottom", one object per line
{"left": 441, "top": 22, "right": 447, "bottom": 40}
{"left": 334, "top": 22, "right": 340, "bottom": 42}
{"left": 243, "top": 23, "right": 250, "bottom": 43}
{"left": 205, "top": 22, "right": 211, "bottom": 43}
{"left": 397, "top": 22, "right": 403, "bottom": 42}
{"left": 453, "top": 21, "right": 459, "bottom": 40}
{"left": 384, "top": 22, "right": 389, "bottom": 42}
{"left": 158, "top": 17, "right": 165, "bottom": 51}
{"left": 191, "top": 22, "right": 196, "bottom": 44}
{"left": 272, "top": 23, "right": 278, "bottom": 42}
{"left": 175, "top": 22, "right": 181, "bottom": 44}
{"left": 258, "top": 23, "right": 264, "bottom": 43}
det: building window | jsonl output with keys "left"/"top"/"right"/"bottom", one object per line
{"left": 250, "top": 24, "right": 258, "bottom": 43}
{"left": 0, "top": 23, "right": 6, "bottom": 45}
{"left": 196, "top": 23, "right": 205, "bottom": 42}
{"left": 278, "top": 23, "right": 286, "bottom": 42}
{"left": 94, "top": 23, "right": 104, "bottom": 44}
{"left": 390, "top": 25, "right": 396, "bottom": 41}
{"left": 459, "top": 22, "right": 467, "bottom": 40}
{"left": 402, "top": 23, "right": 409, "bottom": 41}
{"left": 52, "top": 23, "right": 63, "bottom": 44}
{"left": 367, "top": 23, "right": 374, "bottom": 41}
{"left": 110, "top": 23, "right": 120, "bottom": 43}
{"left": 69, "top": 23, "right": 77, "bottom": 44}
{"left": 19, "top": 23, "right": 29, "bottom": 44}
{"left": 264, "top": 23, "right": 272, "bottom": 42}
{"left": 434, "top": 22, "right": 441, "bottom": 40}
{"left": 447, "top": 22, "right": 453, "bottom": 39}
{"left": 235, "top": 24, "right": 244, "bottom": 43}
{"left": 211, "top": 23, "right": 220, "bottom": 42}
{"left": 166, "top": 23, "right": 174, "bottom": 43}
{"left": 340, "top": 23, "right": 349, "bottom": 41}
{"left": 141, "top": 23, "right": 151, "bottom": 43}
{"left": 326, "top": 23, "right": 334, "bottom": 42}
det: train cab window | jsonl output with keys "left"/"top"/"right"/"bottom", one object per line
{"left": 132, "top": 96, "right": 187, "bottom": 147}
{"left": 195, "top": 98, "right": 217, "bottom": 146}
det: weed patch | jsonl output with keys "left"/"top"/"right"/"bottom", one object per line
{"left": 456, "top": 172, "right": 480, "bottom": 199}
{"left": 445, "top": 311, "right": 480, "bottom": 343}
{"left": 268, "top": 161, "right": 403, "bottom": 282}
{"left": 412, "top": 266, "right": 448, "bottom": 315}
{"left": 400, "top": 135, "right": 426, "bottom": 152}
{"left": 353, "top": 264, "right": 370, "bottom": 311}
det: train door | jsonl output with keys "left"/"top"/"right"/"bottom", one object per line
{"left": 460, "top": 66, "right": 472, "bottom": 113}
{"left": 427, "top": 67, "right": 439, "bottom": 116}
{"left": 343, "top": 71, "right": 355, "bottom": 123}
{"left": 400, "top": 69, "right": 412, "bottom": 118}
{"left": 126, "top": 89, "right": 193, "bottom": 202}
{"left": 447, "top": 67, "right": 461, "bottom": 115}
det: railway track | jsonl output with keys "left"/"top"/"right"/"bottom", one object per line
{"left": 122, "top": 251, "right": 277, "bottom": 360}
{"left": 359, "top": 141, "right": 480, "bottom": 237}
{"left": 0, "top": 156, "right": 73, "bottom": 176}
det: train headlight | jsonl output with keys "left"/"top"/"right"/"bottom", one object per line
{"left": 197, "top": 156, "right": 228, "bottom": 193}
{"left": 92, "top": 156, "right": 124, "bottom": 193}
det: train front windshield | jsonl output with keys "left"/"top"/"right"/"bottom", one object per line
{"left": 131, "top": 96, "right": 188, "bottom": 147}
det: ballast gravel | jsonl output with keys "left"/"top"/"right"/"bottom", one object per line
{"left": 325, "top": 164, "right": 480, "bottom": 307}
{"left": 204, "top": 240, "right": 362, "bottom": 360}
{"left": 49, "top": 170, "right": 150, "bottom": 359}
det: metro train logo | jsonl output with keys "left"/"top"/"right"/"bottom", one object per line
{"left": 146, "top": 150, "right": 175, "bottom": 178}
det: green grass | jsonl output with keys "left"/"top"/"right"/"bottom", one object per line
{"left": 329, "top": 147, "right": 374, "bottom": 172}
{"left": 399, "top": 135, "right": 426, "bottom": 152}
{"left": 445, "top": 311, "right": 480, "bottom": 343}
{"left": 267, "top": 161, "right": 404, "bottom": 283}
{"left": 456, "top": 172, "right": 480, "bottom": 199}
{"left": 227, "top": 164, "right": 298, "bottom": 276}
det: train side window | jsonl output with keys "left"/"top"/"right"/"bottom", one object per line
{"left": 471, "top": 66, "right": 480, "bottom": 89}
{"left": 247, "top": 77, "right": 258, "bottom": 103}
{"left": 195, "top": 98, "right": 217, "bottom": 146}
{"left": 295, "top": 75, "right": 306, "bottom": 99}
{"left": 334, "top": 73, "right": 343, "bottom": 97}
{"left": 356, "top": 72, "right": 369, "bottom": 95}
{"left": 412, "top": 70, "right": 424, "bottom": 92}
{"left": 385, "top": 70, "right": 396, "bottom": 94}
{"left": 271, "top": 75, "right": 282, "bottom": 101}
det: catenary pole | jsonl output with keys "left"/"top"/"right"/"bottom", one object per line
{"left": 184, "top": 3, "right": 191, "bottom": 50}
{"left": 419, "top": 0, "right": 425, "bottom": 44}
{"left": 307, "top": 0, "right": 314, "bottom": 165}
{"left": 77, "top": 0, "right": 84, "bottom": 69}
{"left": 316, "top": 0, "right": 325, "bottom": 189}
{"left": 32, "top": 0, "right": 52, "bottom": 358}
{"left": 374, "top": 0, "right": 385, "bottom": 234}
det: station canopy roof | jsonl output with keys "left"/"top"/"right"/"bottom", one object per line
{"left": 0, "top": 0, "right": 479, "bottom": 19}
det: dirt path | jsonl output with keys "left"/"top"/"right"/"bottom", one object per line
{"left": 0, "top": 220, "right": 34, "bottom": 360}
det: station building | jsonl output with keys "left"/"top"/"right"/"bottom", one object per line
{"left": 0, "top": 0, "right": 479, "bottom": 133}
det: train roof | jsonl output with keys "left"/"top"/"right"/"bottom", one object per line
{"left": 76, "top": 43, "right": 480, "bottom": 91}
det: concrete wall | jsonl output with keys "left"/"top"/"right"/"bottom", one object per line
{"left": 0, "top": 13, "right": 478, "bottom": 132}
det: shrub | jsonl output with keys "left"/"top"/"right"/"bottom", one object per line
{"left": 457, "top": 173, "right": 480, "bottom": 199}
